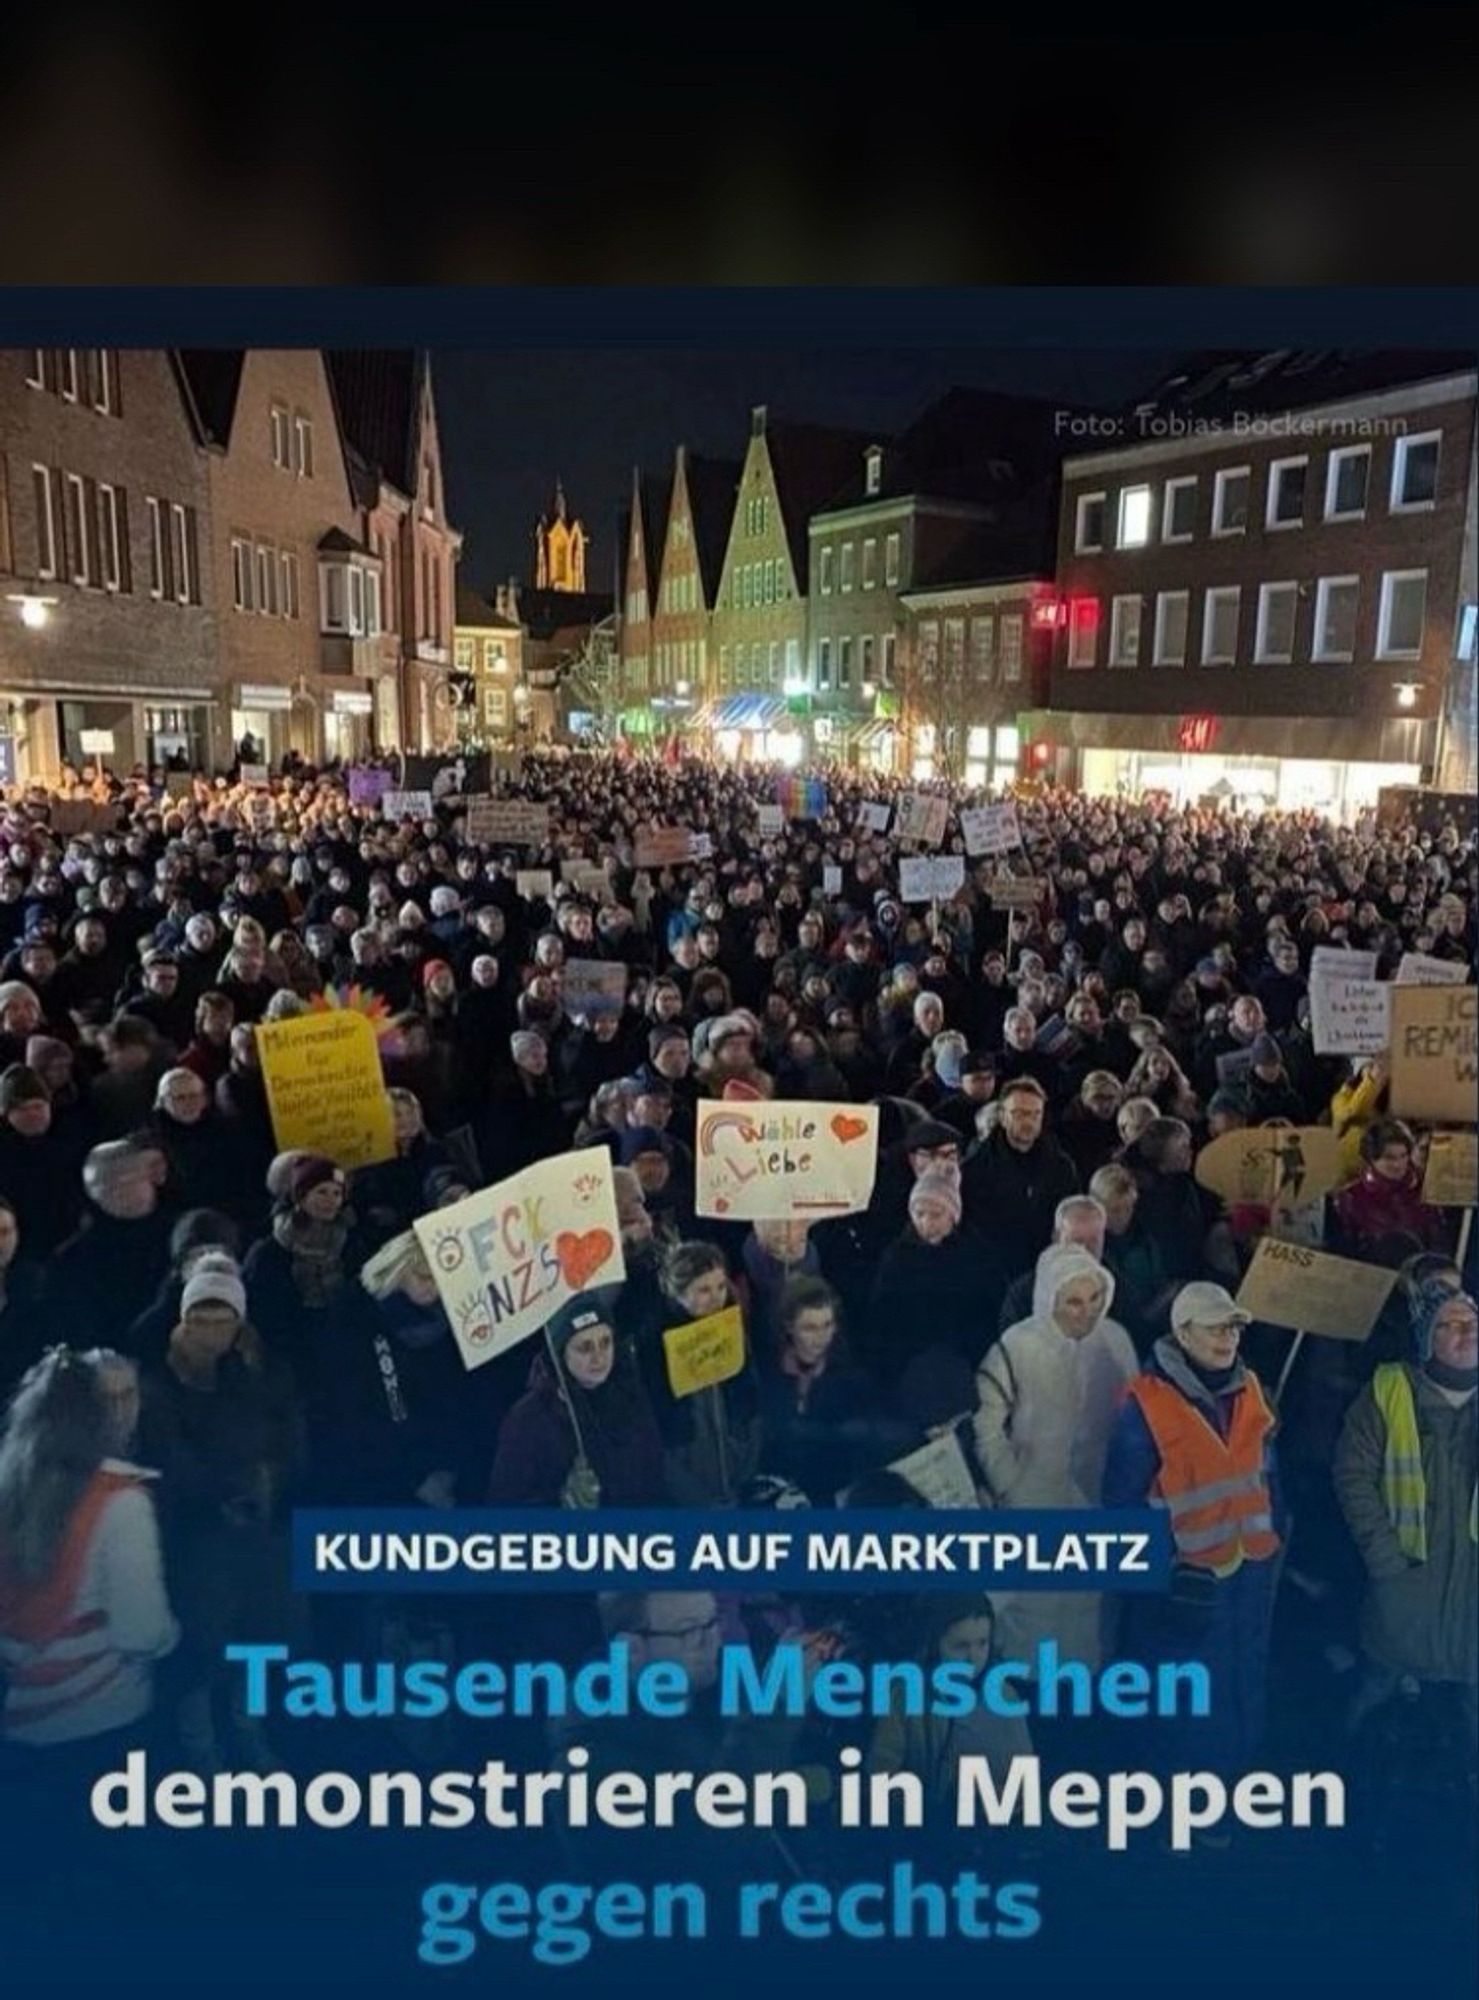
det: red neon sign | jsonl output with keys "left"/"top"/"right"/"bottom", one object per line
{"left": 1178, "top": 714, "right": 1220, "bottom": 754}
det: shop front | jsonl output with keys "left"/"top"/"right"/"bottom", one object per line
{"left": 695, "top": 693, "right": 797, "bottom": 764}
{"left": 231, "top": 682, "right": 296, "bottom": 767}
{"left": 323, "top": 686, "right": 375, "bottom": 765}
{"left": 2, "top": 683, "right": 217, "bottom": 781}
{"left": 1019, "top": 710, "right": 1433, "bottom": 822}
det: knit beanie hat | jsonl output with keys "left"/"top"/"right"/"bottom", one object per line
{"left": 511, "top": 1029, "right": 546, "bottom": 1067}
{"left": 289, "top": 1154, "right": 342, "bottom": 1203}
{"left": 1251, "top": 1032, "right": 1282, "bottom": 1067}
{"left": 0, "top": 1064, "right": 50, "bottom": 1113}
{"left": 546, "top": 1285, "right": 621, "bottom": 1357}
{"left": 181, "top": 1261, "right": 247, "bottom": 1320}
{"left": 1410, "top": 1277, "right": 1469, "bottom": 1365}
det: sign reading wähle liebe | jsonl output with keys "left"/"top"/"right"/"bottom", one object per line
{"left": 695, "top": 1101, "right": 879, "bottom": 1221}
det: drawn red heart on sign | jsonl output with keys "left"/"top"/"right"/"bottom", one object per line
{"left": 831, "top": 1114, "right": 869, "bottom": 1144}
{"left": 714, "top": 1197, "right": 730, "bottom": 1214}
{"left": 556, "top": 1229, "right": 614, "bottom": 1291}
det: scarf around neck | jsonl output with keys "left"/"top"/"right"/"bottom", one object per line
{"left": 273, "top": 1206, "right": 352, "bottom": 1308}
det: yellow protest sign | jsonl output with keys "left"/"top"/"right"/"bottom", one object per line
{"left": 1422, "top": 1130, "right": 1478, "bottom": 1209}
{"left": 1195, "top": 1125, "right": 1347, "bottom": 1212}
{"left": 662, "top": 1304, "right": 746, "bottom": 1399}
{"left": 257, "top": 1010, "right": 396, "bottom": 1170}
{"left": 1389, "top": 985, "right": 1478, "bottom": 1124}
{"left": 1235, "top": 1238, "right": 1397, "bottom": 1341}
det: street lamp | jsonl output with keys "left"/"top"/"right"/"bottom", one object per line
{"left": 1393, "top": 682, "right": 1419, "bottom": 709}
{"left": 7, "top": 594, "right": 58, "bottom": 630}
{"left": 861, "top": 680, "right": 877, "bottom": 702}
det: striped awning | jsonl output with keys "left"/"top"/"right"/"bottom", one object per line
{"left": 712, "top": 693, "right": 788, "bottom": 729}
{"left": 853, "top": 717, "right": 899, "bottom": 745}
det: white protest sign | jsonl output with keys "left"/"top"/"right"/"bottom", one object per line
{"left": 1311, "top": 976, "right": 1393, "bottom": 1056}
{"left": 857, "top": 802, "right": 891, "bottom": 835}
{"left": 896, "top": 791, "right": 949, "bottom": 847}
{"left": 899, "top": 855, "right": 966, "bottom": 904}
{"left": 1309, "top": 946, "right": 1379, "bottom": 984}
{"left": 239, "top": 763, "right": 270, "bottom": 787}
{"left": 691, "top": 832, "right": 714, "bottom": 861}
{"left": 822, "top": 865, "right": 843, "bottom": 896}
{"left": 695, "top": 1101, "right": 879, "bottom": 1221}
{"left": 756, "top": 804, "right": 784, "bottom": 837}
{"left": 873, "top": 1429, "right": 980, "bottom": 1509}
{"left": 382, "top": 790, "right": 433, "bottom": 821}
{"left": 960, "top": 802, "right": 1020, "bottom": 857}
{"left": 515, "top": 869, "right": 555, "bottom": 900}
{"left": 413, "top": 1147, "right": 626, "bottom": 1370}
{"left": 1396, "top": 952, "right": 1468, "bottom": 986}
{"left": 465, "top": 797, "right": 550, "bottom": 847}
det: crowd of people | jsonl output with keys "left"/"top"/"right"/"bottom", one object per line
{"left": 0, "top": 751, "right": 1473, "bottom": 1813}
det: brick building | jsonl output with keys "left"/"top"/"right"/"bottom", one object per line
{"left": 0, "top": 347, "right": 216, "bottom": 779}
{"left": 615, "top": 467, "right": 672, "bottom": 744}
{"left": 1032, "top": 351, "right": 1479, "bottom": 813}
{"left": 898, "top": 574, "right": 1055, "bottom": 788}
{"left": 454, "top": 582, "right": 524, "bottom": 745}
{"left": 650, "top": 445, "right": 739, "bottom": 746}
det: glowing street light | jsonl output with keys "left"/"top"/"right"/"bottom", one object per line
{"left": 1393, "top": 682, "right": 1419, "bottom": 709}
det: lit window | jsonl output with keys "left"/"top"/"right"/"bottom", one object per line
{"left": 1117, "top": 486, "right": 1152, "bottom": 549}
{"left": 1067, "top": 598, "right": 1098, "bottom": 668}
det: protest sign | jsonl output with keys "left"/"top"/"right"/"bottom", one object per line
{"left": 561, "top": 860, "right": 614, "bottom": 903}
{"left": 634, "top": 825, "right": 694, "bottom": 869}
{"left": 756, "top": 804, "right": 784, "bottom": 837}
{"left": 960, "top": 802, "right": 1020, "bottom": 857}
{"left": 899, "top": 855, "right": 966, "bottom": 904}
{"left": 79, "top": 729, "right": 116, "bottom": 755}
{"left": 50, "top": 799, "right": 118, "bottom": 836}
{"left": 987, "top": 876, "right": 1044, "bottom": 911}
{"left": 1396, "top": 951, "right": 1468, "bottom": 986}
{"left": 1215, "top": 1047, "right": 1257, "bottom": 1088}
{"left": 695, "top": 1101, "right": 879, "bottom": 1221}
{"left": 1236, "top": 1238, "right": 1397, "bottom": 1340}
{"left": 238, "top": 763, "right": 270, "bottom": 787}
{"left": 464, "top": 797, "right": 549, "bottom": 847}
{"left": 1195, "top": 1125, "right": 1347, "bottom": 1212}
{"left": 1309, "top": 946, "right": 1380, "bottom": 984}
{"left": 562, "top": 957, "right": 628, "bottom": 1022}
{"left": 662, "top": 1305, "right": 746, "bottom": 1399}
{"left": 896, "top": 791, "right": 949, "bottom": 848}
{"left": 347, "top": 765, "right": 391, "bottom": 808}
{"left": 691, "top": 832, "right": 714, "bottom": 861}
{"left": 1310, "top": 976, "right": 1393, "bottom": 1057}
{"left": 413, "top": 1147, "right": 625, "bottom": 1370}
{"left": 381, "top": 790, "right": 433, "bottom": 821}
{"left": 1389, "top": 986, "right": 1478, "bottom": 1123}
{"left": 257, "top": 1010, "right": 396, "bottom": 1171}
{"left": 856, "top": 802, "right": 891, "bottom": 835}
{"left": 822, "top": 864, "right": 843, "bottom": 896}
{"left": 850, "top": 1429, "right": 980, "bottom": 1510}
{"left": 515, "top": 869, "right": 555, "bottom": 901}
{"left": 1422, "top": 1129, "right": 1478, "bottom": 1209}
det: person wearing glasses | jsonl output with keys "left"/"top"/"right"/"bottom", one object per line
{"left": 1103, "top": 1281, "right": 1282, "bottom": 1786}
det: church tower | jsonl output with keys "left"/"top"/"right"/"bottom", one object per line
{"left": 534, "top": 478, "right": 588, "bottom": 592}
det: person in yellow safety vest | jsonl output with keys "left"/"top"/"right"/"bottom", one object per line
{"left": 1334, "top": 1284, "right": 1477, "bottom": 1762}
{"left": 1103, "top": 1281, "right": 1283, "bottom": 1780}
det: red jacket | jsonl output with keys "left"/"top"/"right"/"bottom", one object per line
{"left": 1335, "top": 1163, "right": 1443, "bottom": 1255}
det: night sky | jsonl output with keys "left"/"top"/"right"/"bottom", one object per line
{"left": 434, "top": 347, "right": 1185, "bottom": 594}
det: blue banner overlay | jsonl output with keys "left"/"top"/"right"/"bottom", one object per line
{"left": 291, "top": 1508, "right": 1172, "bottom": 1594}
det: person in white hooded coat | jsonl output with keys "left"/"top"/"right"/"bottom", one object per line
{"left": 973, "top": 1242, "right": 1138, "bottom": 1667}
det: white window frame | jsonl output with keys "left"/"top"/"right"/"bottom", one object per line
{"left": 33, "top": 465, "right": 57, "bottom": 580}
{"left": 1312, "top": 576, "right": 1359, "bottom": 663}
{"left": 255, "top": 545, "right": 274, "bottom": 616}
{"left": 231, "top": 537, "right": 252, "bottom": 613}
{"left": 999, "top": 614, "right": 1023, "bottom": 683}
{"left": 65, "top": 473, "right": 91, "bottom": 584}
{"left": 98, "top": 483, "right": 121, "bottom": 592}
{"left": 971, "top": 615, "right": 995, "bottom": 680}
{"left": 1376, "top": 569, "right": 1427, "bottom": 660}
{"left": 92, "top": 351, "right": 115, "bottom": 415}
{"left": 1074, "top": 492, "right": 1106, "bottom": 554}
{"left": 1212, "top": 466, "right": 1251, "bottom": 537}
{"left": 1265, "top": 455, "right": 1308, "bottom": 531}
{"left": 60, "top": 350, "right": 79, "bottom": 403}
{"left": 861, "top": 538, "right": 877, "bottom": 590}
{"left": 25, "top": 352, "right": 45, "bottom": 390}
{"left": 1254, "top": 581, "right": 1299, "bottom": 664}
{"left": 838, "top": 635, "right": 854, "bottom": 688}
{"left": 1067, "top": 597, "right": 1098, "bottom": 668}
{"left": 864, "top": 448, "right": 882, "bottom": 497}
{"left": 839, "top": 542, "right": 855, "bottom": 594}
{"left": 1152, "top": 590, "right": 1189, "bottom": 666}
{"left": 320, "top": 562, "right": 348, "bottom": 633}
{"left": 280, "top": 551, "right": 299, "bottom": 620}
{"left": 1116, "top": 484, "right": 1153, "bottom": 550}
{"left": 1324, "top": 444, "right": 1371, "bottom": 522}
{"left": 365, "top": 567, "right": 382, "bottom": 637}
{"left": 918, "top": 621, "right": 939, "bottom": 681}
{"left": 880, "top": 630, "right": 896, "bottom": 687}
{"left": 1162, "top": 476, "right": 1197, "bottom": 544}
{"left": 270, "top": 404, "right": 290, "bottom": 469}
{"left": 347, "top": 564, "right": 365, "bottom": 637}
{"left": 1109, "top": 594, "right": 1142, "bottom": 667}
{"left": 1390, "top": 430, "right": 1440, "bottom": 513}
{"left": 816, "top": 637, "right": 831, "bottom": 689}
{"left": 295, "top": 415, "right": 314, "bottom": 479}
{"left": 1201, "top": 586, "right": 1241, "bottom": 665}
{"left": 146, "top": 497, "right": 164, "bottom": 598}
{"left": 818, "top": 546, "right": 834, "bottom": 596}
{"left": 171, "top": 505, "right": 193, "bottom": 605}
{"left": 884, "top": 532, "right": 901, "bottom": 587}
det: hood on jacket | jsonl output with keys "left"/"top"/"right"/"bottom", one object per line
{"left": 1029, "top": 1243, "right": 1116, "bottom": 1331}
